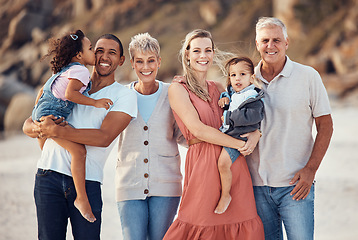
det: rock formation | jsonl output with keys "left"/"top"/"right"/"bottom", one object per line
{"left": 0, "top": 0, "right": 357, "bottom": 133}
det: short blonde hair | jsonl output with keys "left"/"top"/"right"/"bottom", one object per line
{"left": 128, "top": 32, "right": 160, "bottom": 60}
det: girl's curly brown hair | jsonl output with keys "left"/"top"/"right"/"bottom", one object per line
{"left": 43, "top": 30, "right": 85, "bottom": 73}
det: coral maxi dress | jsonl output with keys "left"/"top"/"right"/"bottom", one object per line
{"left": 164, "top": 80, "right": 264, "bottom": 240}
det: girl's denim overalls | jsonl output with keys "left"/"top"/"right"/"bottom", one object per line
{"left": 31, "top": 62, "right": 91, "bottom": 121}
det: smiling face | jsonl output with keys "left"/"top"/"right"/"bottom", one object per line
{"left": 187, "top": 37, "right": 214, "bottom": 73}
{"left": 131, "top": 50, "right": 161, "bottom": 83}
{"left": 229, "top": 61, "right": 254, "bottom": 92}
{"left": 94, "top": 38, "right": 125, "bottom": 77}
{"left": 256, "top": 25, "right": 288, "bottom": 66}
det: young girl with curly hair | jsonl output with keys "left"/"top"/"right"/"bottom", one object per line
{"left": 32, "top": 29, "right": 112, "bottom": 223}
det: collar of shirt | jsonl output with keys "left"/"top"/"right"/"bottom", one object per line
{"left": 255, "top": 56, "right": 293, "bottom": 84}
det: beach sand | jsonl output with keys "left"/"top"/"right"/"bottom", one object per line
{"left": 1, "top": 106, "right": 357, "bottom": 240}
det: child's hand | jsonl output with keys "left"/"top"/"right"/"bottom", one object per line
{"left": 94, "top": 98, "right": 113, "bottom": 110}
{"left": 218, "top": 97, "right": 229, "bottom": 108}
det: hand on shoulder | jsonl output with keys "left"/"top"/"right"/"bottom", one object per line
{"left": 172, "top": 75, "right": 186, "bottom": 83}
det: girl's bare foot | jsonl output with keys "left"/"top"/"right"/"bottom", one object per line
{"left": 74, "top": 198, "right": 96, "bottom": 223}
{"left": 214, "top": 195, "right": 232, "bottom": 214}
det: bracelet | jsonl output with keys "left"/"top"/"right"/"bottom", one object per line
{"left": 258, "top": 129, "right": 262, "bottom": 137}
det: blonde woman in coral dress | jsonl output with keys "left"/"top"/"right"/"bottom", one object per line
{"left": 163, "top": 29, "right": 265, "bottom": 240}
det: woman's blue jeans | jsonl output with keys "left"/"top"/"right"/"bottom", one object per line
{"left": 253, "top": 184, "right": 315, "bottom": 240}
{"left": 34, "top": 169, "right": 102, "bottom": 240}
{"left": 117, "top": 196, "right": 180, "bottom": 240}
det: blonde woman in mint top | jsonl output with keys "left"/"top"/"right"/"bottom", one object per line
{"left": 115, "top": 33, "right": 185, "bottom": 240}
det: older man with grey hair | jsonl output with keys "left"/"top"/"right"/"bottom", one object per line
{"left": 246, "top": 17, "right": 333, "bottom": 240}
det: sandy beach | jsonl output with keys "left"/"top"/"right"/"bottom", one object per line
{"left": 1, "top": 105, "right": 358, "bottom": 240}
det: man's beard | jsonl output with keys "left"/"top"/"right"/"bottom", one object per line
{"left": 96, "top": 67, "right": 113, "bottom": 77}
{"left": 98, "top": 71, "right": 111, "bottom": 77}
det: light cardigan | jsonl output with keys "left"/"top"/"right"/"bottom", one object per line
{"left": 115, "top": 81, "right": 185, "bottom": 202}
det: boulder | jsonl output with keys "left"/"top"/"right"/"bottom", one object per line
{"left": 199, "top": 1, "right": 222, "bottom": 26}
{"left": 0, "top": 73, "right": 36, "bottom": 132}
{"left": 6, "top": 9, "right": 46, "bottom": 48}
{"left": 0, "top": 74, "right": 35, "bottom": 105}
{"left": 4, "top": 92, "right": 36, "bottom": 133}
{"left": 0, "top": 103, "right": 6, "bottom": 131}
{"left": 273, "top": 0, "right": 305, "bottom": 41}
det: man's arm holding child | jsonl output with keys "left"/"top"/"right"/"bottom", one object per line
{"left": 36, "top": 111, "right": 132, "bottom": 147}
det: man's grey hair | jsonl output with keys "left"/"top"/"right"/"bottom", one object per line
{"left": 256, "top": 17, "right": 288, "bottom": 40}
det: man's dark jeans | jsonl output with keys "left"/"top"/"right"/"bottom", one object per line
{"left": 34, "top": 169, "right": 102, "bottom": 240}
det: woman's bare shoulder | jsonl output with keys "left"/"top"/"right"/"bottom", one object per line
{"left": 169, "top": 81, "right": 187, "bottom": 95}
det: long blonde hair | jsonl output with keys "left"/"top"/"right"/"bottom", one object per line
{"left": 179, "top": 29, "right": 215, "bottom": 101}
